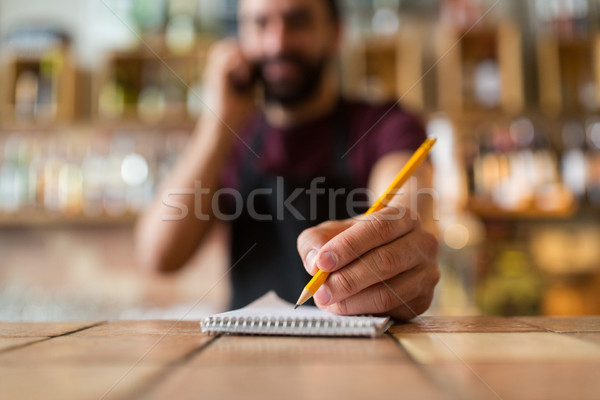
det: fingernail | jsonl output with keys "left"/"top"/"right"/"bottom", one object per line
{"left": 317, "top": 251, "right": 337, "bottom": 271}
{"left": 314, "top": 285, "right": 331, "bottom": 306}
{"left": 306, "top": 249, "right": 317, "bottom": 274}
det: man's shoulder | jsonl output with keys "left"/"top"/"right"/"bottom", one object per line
{"left": 342, "top": 98, "right": 422, "bottom": 128}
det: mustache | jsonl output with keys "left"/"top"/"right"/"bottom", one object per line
{"left": 253, "top": 54, "right": 313, "bottom": 72}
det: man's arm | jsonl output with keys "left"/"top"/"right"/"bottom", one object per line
{"left": 297, "top": 151, "right": 440, "bottom": 320}
{"left": 135, "top": 40, "right": 256, "bottom": 273}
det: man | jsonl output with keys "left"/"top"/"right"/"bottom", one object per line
{"left": 135, "top": 0, "right": 440, "bottom": 320}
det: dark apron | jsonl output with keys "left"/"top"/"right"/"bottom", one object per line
{"left": 229, "top": 99, "right": 367, "bottom": 308}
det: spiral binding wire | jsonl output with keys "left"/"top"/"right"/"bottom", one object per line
{"left": 201, "top": 315, "right": 379, "bottom": 337}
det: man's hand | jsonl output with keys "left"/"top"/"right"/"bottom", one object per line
{"left": 297, "top": 207, "right": 440, "bottom": 320}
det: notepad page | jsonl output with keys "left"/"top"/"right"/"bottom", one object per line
{"left": 200, "top": 291, "right": 391, "bottom": 337}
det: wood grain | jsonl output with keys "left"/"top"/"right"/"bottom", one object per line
{"left": 146, "top": 363, "right": 451, "bottom": 400}
{"left": 516, "top": 316, "right": 600, "bottom": 333}
{"left": 0, "top": 365, "right": 161, "bottom": 400}
{"left": 564, "top": 332, "right": 600, "bottom": 346}
{"left": 142, "top": 334, "right": 454, "bottom": 400}
{"left": 0, "top": 321, "right": 102, "bottom": 337}
{"left": 0, "top": 334, "right": 214, "bottom": 366}
{"left": 191, "top": 335, "right": 408, "bottom": 365}
{"left": 74, "top": 320, "right": 202, "bottom": 337}
{"left": 0, "top": 337, "right": 46, "bottom": 352}
{"left": 429, "top": 361, "right": 600, "bottom": 400}
{"left": 390, "top": 316, "right": 543, "bottom": 333}
{"left": 1, "top": 318, "right": 599, "bottom": 400}
{"left": 394, "top": 332, "right": 600, "bottom": 363}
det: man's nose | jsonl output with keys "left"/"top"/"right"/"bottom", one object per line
{"left": 262, "top": 19, "right": 292, "bottom": 56}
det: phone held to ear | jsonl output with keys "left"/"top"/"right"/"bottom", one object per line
{"left": 230, "top": 66, "right": 260, "bottom": 94}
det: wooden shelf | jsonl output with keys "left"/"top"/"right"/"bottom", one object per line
{"left": 435, "top": 21, "right": 524, "bottom": 115}
{"left": 0, "top": 210, "right": 137, "bottom": 228}
{"left": 467, "top": 198, "right": 577, "bottom": 220}
{"left": 0, "top": 45, "right": 78, "bottom": 125}
{"left": 340, "top": 23, "right": 428, "bottom": 110}
{"left": 537, "top": 33, "right": 600, "bottom": 116}
{"left": 91, "top": 37, "right": 214, "bottom": 126}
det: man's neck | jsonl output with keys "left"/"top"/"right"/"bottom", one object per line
{"left": 263, "top": 70, "right": 339, "bottom": 129}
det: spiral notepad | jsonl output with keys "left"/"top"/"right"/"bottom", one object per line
{"left": 200, "top": 291, "right": 392, "bottom": 337}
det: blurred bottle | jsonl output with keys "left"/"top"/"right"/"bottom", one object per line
{"left": 585, "top": 117, "right": 600, "bottom": 206}
{"left": 81, "top": 135, "right": 110, "bottom": 217}
{"left": 371, "top": 0, "right": 400, "bottom": 36}
{"left": 14, "top": 72, "right": 39, "bottom": 122}
{"left": 104, "top": 132, "right": 133, "bottom": 217}
{"left": 534, "top": 0, "right": 589, "bottom": 39}
{"left": 121, "top": 132, "right": 153, "bottom": 214}
{"left": 130, "top": 0, "right": 167, "bottom": 34}
{"left": 440, "top": 0, "right": 486, "bottom": 31}
{"left": 0, "top": 134, "right": 30, "bottom": 212}
{"left": 471, "top": 118, "right": 573, "bottom": 212}
{"left": 36, "top": 49, "right": 61, "bottom": 122}
{"left": 0, "top": 127, "right": 170, "bottom": 219}
{"left": 166, "top": 0, "right": 197, "bottom": 54}
{"left": 561, "top": 120, "right": 588, "bottom": 200}
{"left": 42, "top": 141, "right": 64, "bottom": 215}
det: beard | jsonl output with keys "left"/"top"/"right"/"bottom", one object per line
{"left": 252, "top": 52, "right": 330, "bottom": 107}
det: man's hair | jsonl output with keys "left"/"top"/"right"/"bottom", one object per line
{"left": 324, "top": 0, "right": 340, "bottom": 22}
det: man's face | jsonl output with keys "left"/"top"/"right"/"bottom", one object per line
{"left": 238, "top": 0, "right": 339, "bottom": 107}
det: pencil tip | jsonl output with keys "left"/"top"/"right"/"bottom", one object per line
{"left": 294, "top": 305, "right": 299, "bottom": 309}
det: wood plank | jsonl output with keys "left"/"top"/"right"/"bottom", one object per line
{"left": 75, "top": 320, "right": 202, "bottom": 336}
{"left": 0, "top": 337, "right": 46, "bottom": 352}
{"left": 394, "top": 332, "right": 600, "bottom": 364}
{"left": 564, "top": 332, "right": 600, "bottom": 346}
{"left": 142, "top": 335, "right": 454, "bottom": 400}
{"left": 0, "top": 365, "right": 161, "bottom": 400}
{"left": 0, "top": 321, "right": 102, "bottom": 337}
{"left": 516, "top": 316, "right": 600, "bottom": 333}
{"left": 145, "top": 363, "right": 451, "bottom": 400}
{"left": 191, "top": 335, "right": 408, "bottom": 365}
{"left": 429, "top": 361, "right": 600, "bottom": 400}
{"left": 0, "top": 334, "right": 214, "bottom": 366}
{"left": 390, "top": 316, "right": 542, "bottom": 334}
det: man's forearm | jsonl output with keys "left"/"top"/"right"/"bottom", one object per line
{"left": 135, "top": 117, "right": 236, "bottom": 272}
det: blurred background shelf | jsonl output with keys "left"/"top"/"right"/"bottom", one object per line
{"left": 1, "top": 0, "right": 600, "bottom": 319}
{"left": 0, "top": 210, "right": 136, "bottom": 227}
{"left": 0, "top": 35, "right": 79, "bottom": 125}
{"left": 466, "top": 198, "right": 577, "bottom": 220}
{"left": 91, "top": 35, "right": 214, "bottom": 127}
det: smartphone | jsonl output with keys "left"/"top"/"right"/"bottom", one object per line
{"left": 230, "top": 64, "right": 261, "bottom": 94}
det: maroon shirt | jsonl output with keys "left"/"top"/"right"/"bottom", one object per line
{"left": 222, "top": 99, "right": 426, "bottom": 191}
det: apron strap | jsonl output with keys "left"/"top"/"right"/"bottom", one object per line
{"left": 332, "top": 97, "right": 353, "bottom": 183}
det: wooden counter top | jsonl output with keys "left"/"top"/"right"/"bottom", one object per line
{"left": 1, "top": 317, "right": 599, "bottom": 400}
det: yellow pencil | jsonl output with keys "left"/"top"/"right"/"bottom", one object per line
{"left": 294, "top": 137, "right": 437, "bottom": 308}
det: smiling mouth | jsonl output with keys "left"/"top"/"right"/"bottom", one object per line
{"left": 262, "top": 60, "right": 302, "bottom": 82}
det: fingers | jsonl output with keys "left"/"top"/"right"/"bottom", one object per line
{"left": 313, "top": 230, "right": 424, "bottom": 306}
{"left": 314, "top": 207, "right": 415, "bottom": 273}
{"left": 297, "top": 219, "right": 355, "bottom": 275}
{"left": 205, "top": 40, "right": 249, "bottom": 86}
{"left": 318, "top": 261, "right": 425, "bottom": 314}
{"left": 320, "top": 261, "right": 440, "bottom": 317}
